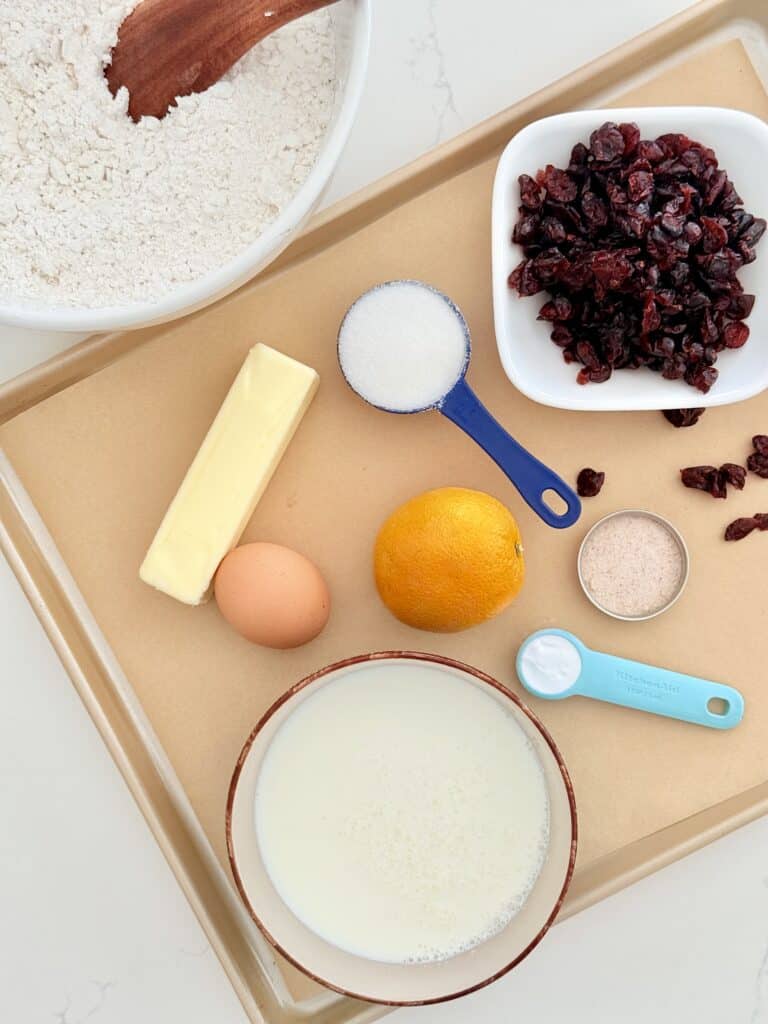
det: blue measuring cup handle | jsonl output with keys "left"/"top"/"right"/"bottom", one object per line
{"left": 439, "top": 378, "right": 581, "bottom": 529}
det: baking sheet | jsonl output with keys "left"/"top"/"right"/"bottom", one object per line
{"left": 2, "top": 5, "right": 768, "bottom": 1023}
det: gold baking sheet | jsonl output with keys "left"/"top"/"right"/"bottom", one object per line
{"left": 2, "top": 3, "right": 767, "bottom": 1022}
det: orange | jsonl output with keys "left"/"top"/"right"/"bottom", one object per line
{"left": 373, "top": 487, "right": 525, "bottom": 632}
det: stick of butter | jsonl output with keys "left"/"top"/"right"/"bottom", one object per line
{"left": 140, "top": 344, "right": 319, "bottom": 605}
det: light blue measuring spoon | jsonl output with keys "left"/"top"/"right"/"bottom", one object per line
{"left": 337, "top": 280, "right": 581, "bottom": 530}
{"left": 516, "top": 629, "right": 744, "bottom": 730}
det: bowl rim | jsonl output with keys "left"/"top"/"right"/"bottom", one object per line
{"left": 0, "top": 0, "right": 372, "bottom": 333}
{"left": 491, "top": 105, "right": 768, "bottom": 411}
{"left": 225, "top": 650, "right": 578, "bottom": 1006}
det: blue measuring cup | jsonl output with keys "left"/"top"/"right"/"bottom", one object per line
{"left": 337, "top": 280, "right": 581, "bottom": 529}
{"left": 516, "top": 629, "right": 744, "bottom": 730}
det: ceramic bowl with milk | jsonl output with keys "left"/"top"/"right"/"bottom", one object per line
{"left": 226, "top": 652, "right": 577, "bottom": 1005}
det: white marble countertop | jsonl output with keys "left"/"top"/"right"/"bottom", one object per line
{"left": 2, "top": 2, "right": 768, "bottom": 1021}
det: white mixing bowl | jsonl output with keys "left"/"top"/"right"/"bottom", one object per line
{"left": 0, "top": 1, "right": 371, "bottom": 334}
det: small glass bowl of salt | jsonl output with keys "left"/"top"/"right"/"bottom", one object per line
{"left": 577, "top": 509, "right": 690, "bottom": 622}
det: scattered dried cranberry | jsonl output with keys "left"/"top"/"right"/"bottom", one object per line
{"left": 681, "top": 465, "right": 720, "bottom": 496}
{"left": 747, "top": 452, "right": 768, "bottom": 478}
{"left": 681, "top": 462, "right": 745, "bottom": 498}
{"left": 721, "top": 463, "right": 747, "bottom": 489}
{"left": 509, "top": 122, "right": 764, "bottom": 394}
{"left": 747, "top": 435, "right": 768, "bottom": 477}
{"left": 663, "top": 407, "right": 705, "bottom": 428}
{"left": 576, "top": 467, "right": 605, "bottom": 497}
{"left": 724, "top": 514, "right": 768, "bottom": 541}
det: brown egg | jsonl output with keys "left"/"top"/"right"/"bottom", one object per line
{"left": 214, "top": 542, "right": 331, "bottom": 649}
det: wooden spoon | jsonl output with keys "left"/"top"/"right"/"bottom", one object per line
{"left": 106, "top": 0, "right": 339, "bottom": 122}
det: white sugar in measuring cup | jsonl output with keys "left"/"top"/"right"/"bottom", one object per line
{"left": 337, "top": 280, "right": 581, "bottom": 529}
{"left": 516, "top": 629, "right": 744, "bottom": 730}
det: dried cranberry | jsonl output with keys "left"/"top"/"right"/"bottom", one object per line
{"left": 618, "top": 122, "right": 640, "bottom": 155}
{"left": 725, "top": 517, "right": 759, "bottom": 541}
{"left": 724, "top": 514, "right": 768, "bottom": 541}
{"left": 727, "top": 293, "right": 755, "bottom": 319}
{"left": 747, "top": 452, "right": 768, "bottom": 478}
{"left": 682, "top": 338, "right": 704, "bottom": 362}
{"left": 518, "top": 174, "right": 543, "bottom": 210}
{"left": 606, "top": 181, "right": 628, "bottom": 210}
{"left": 576, "top": 341, "right": 601, "bottom": 370}
{"left": 641, "top": 294, "right": 661, "bottom": 333}
{"left": 508, "top": 259, "right": 541, "bottom": 297}
{"left": 569, "top": 142, "right": 589, "bottom": 171}
{"left": 538, "top": 295, "right": 573, "bottom": 321}
{"left": 576, "top": 467, "right": 605, "bottom": 497}
{"left": 683, "top": 221, "right": 703, "bottom": 246}
{"left": 681, "top": 465, "right": 720, "bottom": 495}
{"left": 654, "top": 336, "right": 676, "bottom": 359}
{"left": 723, "top": 322, "right": 749, "bottom": 348}
{"left": 737, "top": 240, "right": 757, "bottom": 264}
{"left": 658, "top": 133, "right": 692, "bottom": 158}
{"left": 577, "top": 364, "right": 612, "bottom": 385}
{"left": 700, "top": 216, "right": 729, "bottom": 253}
{"left": 698, "top": 308, "right": 718, "bottom": 344}
{"left": 663, "top": 408, "right": 705, "bottom": 428}
{"left": 753, "top": 435, "right": 768, "bottom": 456}
{"left": 668, "top": 261, "right": 690, "bottom": 287}
{"left": 720, "top": 180, "right": 743, "bottom": 211}
{"left": 628, "top": 170, "right": 654, "bottom": 202}
{"left": 721, "top": 463, "right": 747, "bottom": 490}
{"left": 540, "top": 216, "right": 567, "bottom": 244}
{"left": 704, "top": 169, "right": 727, "bottom": 208}
{"left": 680, "top": 462, "right": 744, "bottom": 498}
{"left": 550, "top": 325, "right": 573, "bottom": 347}
{"left": 538, "top": 165, "right": 577, "bottom": 203}
{"left": 660, "top": 212, "right": 685, "bottom": 237}
{"left": 589, "top": 123, "right": 625, "bottom": 162}
{"left": 637, "top": 139, "right": 664, "bottom": 164}
{"left": 592, "top": 251, "right": 632, "bottom": 290}
{"left": 512, "top": 213, "right": 540, "bottom": 244}
{"left": 741, "top": 218, "right": 767, "bottom": 247}
{"left": 662, "top": 355, "right": 687, "bottom": 380}
{"left": 581, "top": 191, "right": 608, "bottom": 229}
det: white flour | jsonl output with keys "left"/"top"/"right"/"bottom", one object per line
{"left": 0, "top": 2, "right": 336, "bottom": 308}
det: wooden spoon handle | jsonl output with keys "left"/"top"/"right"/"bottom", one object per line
{"left": 108, "top": 0, "right": 339, "bottom": 121}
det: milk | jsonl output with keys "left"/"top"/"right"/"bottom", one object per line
{"left": 254, "top": 661, "right": 550, "bottom": 964}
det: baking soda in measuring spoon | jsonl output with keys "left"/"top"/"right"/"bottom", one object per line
{"left": 338, "top": 281, "right": 469, "bottom": 411}
{"left": 520, "top": 633, "right": 583, "bottom": 695}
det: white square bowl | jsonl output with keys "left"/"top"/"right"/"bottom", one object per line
{"left": 491, "top": 106, "right": 768, "bottom": 411}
